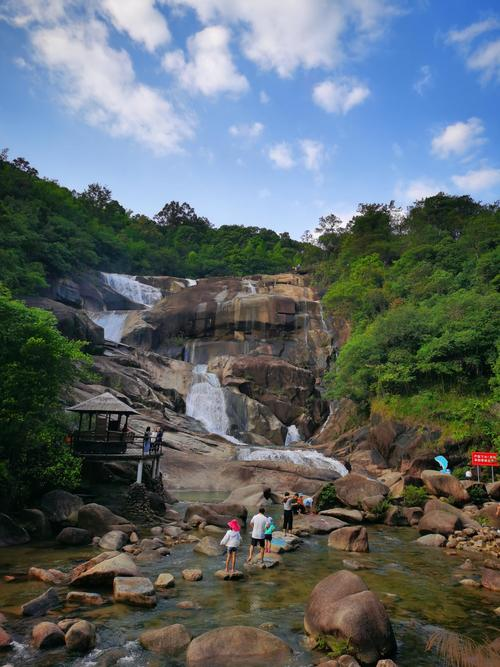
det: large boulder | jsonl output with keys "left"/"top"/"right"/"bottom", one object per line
{"left": 418, "top": 510, "right": 462, "bottom": 536}
{"left": 113, "top": 576, "right": 157, "bottom": 607}
{"left": 224, "top": 484, "right": 276, "bottom": 509}
{"left": 0, "top": 513, "right": 30, "bottom": 547}
{"left": 22, "top": 587, "right": 60, "bottom": 616}
{"left": 486, "top": 481, "right": 500, "bottom": 501}
{"left": 65, "top": 620, "right": 96, "bottom": 652}
{"left": 56, "top": 527, "right": 92, "bottom": 546}
{"left": 319, "top": 508, "right": 364, "bottom": 524}
{"left": 304, "top": 570, "right": 396, "bottom": 665}
{"left": 420, "top": 471, "right": 469, "bottom": 505}
{"left": 193, "top": 536, "right": 225, "bottom": 557}
{"left": 415, "top": 534, "right": 447, "bottom": 548}
{"left": 99, "top": 530, "right": 129, "bottom": 551}
{"left": 334, "top": 475, "right": 389, "bottom": 508}
{"left": 481, "top": 568, "right": 500, "bottom": 592}
{"left": 0, "top": 626, "right": 12, "bottom": 649}
{"left": 423, "top": 499, "right": 481, "bottom": 530}
{"left": 32, "top": 621, "right": 65, "bottom": 649}
{"left": 328, "top": 526, "right": 369, "bottom": 552}
{"left": 186, "top": 626, "right": 292, "bottom": 667}
{"left": 71, "top": 552, "right": 139, "bottom": 586}
{"left": 77, "top": 503, "right": 135, "bottom": 536}
{"left": 39, "top": 489, "right": 83, "bottom": 524}
{"left": 139, "top": 623, "right": 192, "bottom": 655}
{"left": 294, "top": 514, "right": 347, "bottom": 534}
{"left": 29, "top": 566, "right": 69, "bottom": 585}
{"left": 184, "top": 503, "right": 247, "bottom": 529}
{"left": 18, "top": 508, "right": 52, "bottom": 540}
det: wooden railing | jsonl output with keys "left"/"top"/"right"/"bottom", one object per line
{"left": 71, "top": 432, "right": 163, "bottom": 457}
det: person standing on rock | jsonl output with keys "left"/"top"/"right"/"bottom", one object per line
{"left": 220, "top": 519, "right": 242, "bottom": 574}
{"left": 283, "top": 492, "right": 294, "bottom": 536}
{"left": 143, "top": 426, "right": 151, "bottom": 455}
{"left": 247, "top": 507, "right": 267, "bottom": 563}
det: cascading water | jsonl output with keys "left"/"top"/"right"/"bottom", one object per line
{"left": 285, "top": 424, "right": 301, "bottom": 446}
{"left": 101, "top": 272, "right": 163, "bottom": 307}
{"left": 237, "top": 447, "right": 348, "bottom": 476}
{"left": 185, "top": 365, "right": 231, "bottom": 436}
{"left": 185, "top": 278, "right": 197, "bottom": 287}
{"left": 88, "top": 311, "right": 129, "bottom": 343}
{"left": 242, "top": 278, "right": 257, "bottom": 294}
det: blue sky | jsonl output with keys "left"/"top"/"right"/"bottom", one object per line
{"left": 1, "top": 1, "right": 499, "bottom": 238}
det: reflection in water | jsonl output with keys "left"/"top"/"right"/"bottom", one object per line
{"left": 0, "top": 515, "right": 497, "bottom": 666}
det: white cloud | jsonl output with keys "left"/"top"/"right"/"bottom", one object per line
{"left": 446, "top": 18, "right": 500, "bottom": 46}
{"left": 229, "top": 122, "right": 264, "bottom": 139}
{"left": 398, "top": 178, "right": 445, "bottom": 202}
{"left": 452, "top": 167, "right": 500, "bottom": 192}
{"left": 268, "top": 142, "right": 295, "bottom": 169}
{"left": 313, "top": 77, "right": 370, "bottom": 114}
{"left": 167, "top": 0, "right": 397, "bottom": 77}
{"left": 299, "top": 139, "right": 325, "bottom": 171}
{"left": 392, "top": 142, "right": 403, "bottom": 157}
{"left": 31, "top": 19, "right": 194, "bottom": 154}
{"left": 413, "top": 64, "right": 432, "bottom": 95}
{"left": 259, "top": 90, "right": 270, "bottom": 104}
{"left": 100, "top": 0, "right": 170, "bottom": 52}
{"left": 467, "top": 38, "right": 500, "bottom": 82}
{"left": 431, "top": 117, "right": 486, "bottom": 159}
{"left": 163, "top": 25, "right": 248, "bottom": 96}
{"left": 0, "top": 0, "right": 66, "bottom": 27}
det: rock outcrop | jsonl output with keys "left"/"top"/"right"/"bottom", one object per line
{"left": 328, "top": 526, "right": 369, "bottom": 552}
{"left": 139, "top": 624, "right": 192, "bottom": 655}
{"left": 77, "top": 504, "right": 135, "bottom": 536}
{"left": 0, "top": 513, "right": 30, "bottom": 547}
{"left": 334, "top": 474, "right": 389, "bottom": 508}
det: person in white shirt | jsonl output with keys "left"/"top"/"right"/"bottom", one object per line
{"left": 220, "top": 519, "right": 242, "bottom": 574}
{"left": 246, "top": 507, "right": 268, "bottom": 563}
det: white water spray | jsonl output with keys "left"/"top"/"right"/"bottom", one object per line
{"left": 88, "top": 311, "right": 129, "bottom": 343}
{"left": 101, "top": 272, "right": 162, "bottom": 307}
{"left": 285, "top": 424, "right": 301, "bottom": 446}
{"left": 186, "top": 365, "right": 231, "bottom": 436}
{"left": 185, "top": 278, "right": 197, "bottom": 287}
{"left": 237, "top": 447, "right": 348, "bottom": 476}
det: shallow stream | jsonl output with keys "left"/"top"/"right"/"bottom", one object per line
{"left": 0, "top": 495, "right": 499, "bottom": 666}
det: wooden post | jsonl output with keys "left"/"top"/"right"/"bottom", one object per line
{"left": 136, "top": 460, "right": 144, "bottom": 484}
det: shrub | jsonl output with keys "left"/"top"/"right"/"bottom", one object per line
{"left": 316, "top": 484, "right": 337, "bottom": 512}
{"left": 316, "top": 635, "right": 353, "bottom": 658}
{"left": 468, "top": 484, "right": 488, "bottom": 505}
{"left": 402, "top": 485, "right": 428, "bottom": 508}
{"left": 372, "top": 498, "right": 391, "bottom": 519}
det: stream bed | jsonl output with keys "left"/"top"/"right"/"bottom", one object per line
{"left": 0, "top": 497, "right": 499, "bottom": 666}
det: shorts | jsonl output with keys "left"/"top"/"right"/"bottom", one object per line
{"left": 264, "top": 534, "right": 273, "bottom": 542}
{"left": 283, "top": 509, "right": 293, "bottom": 530}
{"left": 227, "top": 546, "right": 238, "bottom": 553}
{"left": 251, "top": 537, "right": 265, "bottom": 547}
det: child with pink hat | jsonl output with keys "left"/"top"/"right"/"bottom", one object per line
{"left": 220, "top": 519, "right": 242, "bottom": 574}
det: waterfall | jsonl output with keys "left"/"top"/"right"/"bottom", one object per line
{"left": 186, "top": 364, "right": 231, "bottom": 436}
{"left": 101, "top": 272, "right": 162, "bottom": 307}
{"left": 242, "top": 278, "right": 257, "bottom": 294}
{"left": 237, "top": 447, "right": 348, "bottom": 476}
{"left": 88, "top": 311, "right": 129, "bottom": 343}
{"left": 185, "top": 278, "right": 197, "bottom": 287}
{"left": 285, "top": 425, "right": 301, "bottom": 446}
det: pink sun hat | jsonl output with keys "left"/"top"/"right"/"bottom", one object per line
{"left": 228, "top": 519, "right": 241, "bottom": 532}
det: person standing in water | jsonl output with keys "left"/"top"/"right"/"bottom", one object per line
{"left": 264, "top": 515, "right": 276, "bottom": 553}
{"left": 247, "top": 507, "right": 268, "bottom": 563}
{"left": 220, "top": 519, "right": 242, "bottom": 574}
{"left": 283, "top": 492, "right": 294, "bottom": 536}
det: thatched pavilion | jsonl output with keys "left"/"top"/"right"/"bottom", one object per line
{"left": 68, "top": 392, "right": 162, "bottom": 483}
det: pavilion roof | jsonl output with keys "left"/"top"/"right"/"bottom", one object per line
{"left": 67, "top": 391, "right": 138, "bottom": 414}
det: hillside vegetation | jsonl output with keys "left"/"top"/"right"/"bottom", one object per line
{"left": 0, "top": 153, "right": 302, "bottom": 295}
{"left": 309, "top": 198, "right": 500, "bottom": 450}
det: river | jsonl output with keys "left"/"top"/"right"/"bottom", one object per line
{"left": 0, "top": 495, "right": 498, "bottom": 666}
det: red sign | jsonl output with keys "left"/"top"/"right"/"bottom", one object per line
{"left": 471, "top": 451, "right": 499, "bottom": 467}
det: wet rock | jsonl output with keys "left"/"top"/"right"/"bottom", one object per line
{"left": 139, "top": 623, "right": 192, "bottom": 655}
{"left": 56, "top": 527, "right": 92, "bottom": 546}
{"left": 182, "top": 568, "right": 203, "bottom": 582}
{"left": 319, "top": 508, "right": 364, "bottom": 523}
{"left": 186, "top": 625, "right": 292, "bottom": 667}
{"left": 421, "top": 471, "right": 469, "bottom": 505}
{"left": 129, "top": 531, "right": 139, "bottom": 543}
{"left": 204, "top": 525, "right": 226, "bottom": 536}
{"left": 58, "top": 618, "right": 82, "bottom": 632}
{"left": 402, "top": 507, "right": 423, "bottom": 526}
{"left": 22, "top": 587, "right": 60, "bottom": 616}
{"left": 0, "top": 626, "right": 12, "bottom": 649}
{"left": 423, "top": 499, "right": 481, "bottom": 530}
{"left": 18, "top": 509, "right": 52, "bottom": 540}
{"left": 214, "top": 570, "right": 244, "bottom": 580}
{"left": 294, "top": 514, "right": 347, "bottom": 534}
{"left": 458, "top": 558, "right": 474, "bottom": 570}
{"left": 99, "top": 530, "right": 129, "bottom": 551}
{"left": 155, "top": 573, "right": 175, "bottom": 589}
{"left": 328, "top": 526, "right": 369, "bottom": 552}
{"left": 416, "top": 534, "right": 446, "bottom": 548}
{"left": 71, "top": 552, "right": 139, "bottom": 586}
{"left": 77, "top": 503, "right": 135, "bottom": 537}
{"left": 150, "top": 526, "right": 163, "bottom": 536}
{"left": 28, "top": 566, "right": 69, "bottom": 585}
{"left": 459, "top": 579, "right": 480, "bottom": 588}
{"left": 164, "top": 525, "right": 183, "bottom": 538}
{"left": 342, "top": 559, "right": 363, "bottom": 570}
{"left": 135, "top": 550, "right": 163, "bottom": 564}
{"left": 32, "top": 621, "right": 65, "bottom": 649}
{"left": 95, "top": 648, "right": 128, "bottom": 666}
{"left": 244, "top": 557, "right": 280, "bottom": 570}
{"left": 0, "top": 513, "right": 30, "bottom": 547}
{"left": 193, "top": 536, "right": 225, "bottom": 557}
{"left": 486, "top": 481, "right": 500, "bottom": 501}
{"left": 113, "top": 576, "right": 157, "bottom": 607}
{"left": 481, "top": 567, "right": 500, "bottom": 592}
{"left": 304, "top": 570, "right": 396, "bottom": 665}
{"left": 384, "top": 506, "right": 409, "bottom": 527}
{"left": 270, "top": 533, "right": 301, "bottom": 553}
{"left": 362, "top": 495, "right": 385, "bottom": 512}
{"left": 334, "top": 474, "right": 389, "bottom": 508}
{"left": 65, "top": 620, "right": 96, "bottom": 652}
{"left": 177, "top": 600, "right": 201, "bottom": 609}
{"left": 224, "top": 484, "right": 275, "bottom": 510}
{"left": 184, "top": 503, "right": 247, "bottom": 529}
{"left": 376, "top": 661, "right": 399, "bottom": 667}
{"left": 418, "top": 511, "right": 462, "bottom": 536}
{"left": 66, "top": 591, "right": 105, "bottom": 606}
{"left": 39, "top": 489, "right": 83, "bottom": 524}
